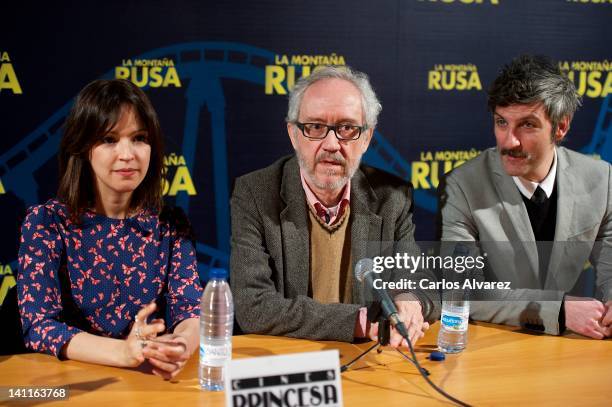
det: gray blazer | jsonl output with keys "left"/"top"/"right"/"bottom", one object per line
{"left": 441, "top": 146, "right": 612, "bottom": 334}
{"left": 230, "top": 155, "right": 440, "bottom": 342}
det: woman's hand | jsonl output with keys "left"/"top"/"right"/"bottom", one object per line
{"left": 123, "top": 302, "right": 166, "bottom": 367}
{"left": 143, "top": 334, "right": 191, "bottom": 379}
{"left": 144, "top": 317, "right": 199, "bottom": 380}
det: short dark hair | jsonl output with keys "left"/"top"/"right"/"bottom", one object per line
{"left": 58, "top": 79, "right": 164, "bottom": 221}
{"left": 487, "top": 55, "right": 582, "bottom": 133}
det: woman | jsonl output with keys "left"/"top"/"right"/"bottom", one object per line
{"left": 17, "top": 79, "right": 202, "bottom": 379}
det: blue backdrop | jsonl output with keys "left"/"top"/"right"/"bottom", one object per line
{"left": 1, "top": 0, "right": 611, "bottom": 318}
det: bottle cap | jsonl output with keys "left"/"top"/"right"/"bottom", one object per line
{"left": 209, "top": 268, "right": 228, "bottom": 279}
{"left": 429, "top": 351, "right": 446, "bottom": 361}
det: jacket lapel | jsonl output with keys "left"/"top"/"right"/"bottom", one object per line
{"left": 546, "top": 147, "right": 578, "bottom": 289}
{"left": 491, "top": 151, "right": 540, "bottom": 284}
{"left": 350, "top": 168, "right": 383, "bottom": 303}
{"left": 280, "top": 157, "right": 311, "bottom": 297}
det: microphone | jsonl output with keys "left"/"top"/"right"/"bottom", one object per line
{"left": 353, "top": 260, "right": 471, "bottom": 406}
{"left": 354, "top": 258, "right": 409, "bottom": 339}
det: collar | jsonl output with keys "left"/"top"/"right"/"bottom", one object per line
{"left": 512, "top": 148, "right": 557, "bottom": 199}
{"left": 300, "top": 168, "right": 350, "bottom": 225}
{"left": 80, "top": 208, "right": 156, "bottom": 236}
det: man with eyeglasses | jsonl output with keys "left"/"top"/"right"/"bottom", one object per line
{"left": 230, "top": 66, "right": 439, "bottom": 346}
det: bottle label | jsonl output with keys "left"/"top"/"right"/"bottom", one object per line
{"left": 200, "top": 343, "right": 232, "bottom": 367}
{"left": 441, "top": 310, "right": 469, "bottom": 332}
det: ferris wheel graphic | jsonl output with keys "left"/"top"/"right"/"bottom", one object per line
{"left": 1, "top": 42, "right": 610, "bottom": 279}
{"left": 582, "top": 95, "right": 612, "bottom": 161}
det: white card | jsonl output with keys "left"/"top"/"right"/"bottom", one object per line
{"left": 225, "top": 350, "right": 343, "bottom": 407}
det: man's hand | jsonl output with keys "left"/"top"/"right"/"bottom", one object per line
{"left": 361, "top": 300, "right": 429, "bottom": 347}
{"left": 599, "top": 300, "right": 612, "bottom": 337}
{"left": 564, "top": 296, "right": 609, "bottom": 339}
{"left": 390, "top": 299, "right": 429, "bottom": 347}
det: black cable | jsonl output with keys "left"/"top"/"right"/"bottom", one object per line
{"left": 340, "top": 315, "right": 469, "bottom": 406}
{"left": 395, "top": 348, "right": 429, "bottom": 376}
{"left": 396, "top": 322, "right": 471, "bottom": 407}
{"left": 340, "top": 329, "right": 468, "bottom": 406}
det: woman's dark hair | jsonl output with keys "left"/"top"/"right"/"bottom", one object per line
{"left": 159, "top": 206, "right": 196, "bottom": 244}
{"left": 58, "top": 79, "right": 164, "bottom": 221}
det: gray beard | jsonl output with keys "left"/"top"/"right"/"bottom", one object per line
{"left": 295, "top": 148, "right": 361, "bottom": 191}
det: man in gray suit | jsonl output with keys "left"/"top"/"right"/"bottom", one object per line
{"left": 441, "top": 55, "right": 612, "bottom": 338}
{"left": 231, "top": 66, "right": 439, "bottom": 346}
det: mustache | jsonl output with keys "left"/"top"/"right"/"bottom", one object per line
{"left": 500, "top": 148, "right": 528, "bottom": 159}
{"left": 316, "top": 152, "right": 346, "bottom": 165}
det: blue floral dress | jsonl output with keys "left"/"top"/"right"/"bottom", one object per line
{"left": 17, "top": 199, "right": 202, "bottom": 357}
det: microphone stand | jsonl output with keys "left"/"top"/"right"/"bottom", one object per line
{"left": 349, "top": 258, "right": 470, "bottom": 406}
{"left": 341, "top": 303, "right": 427, "bottom": 374}
{"left": 340, "top": 316, "right": 389, "bottom": 373}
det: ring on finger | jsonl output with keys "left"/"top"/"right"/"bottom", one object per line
{"left": 135, "top": 326, "right": 143, "bottom": 340}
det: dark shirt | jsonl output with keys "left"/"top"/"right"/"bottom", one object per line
{"left": 521, "top": 185, "right": 558, "bottom": 295}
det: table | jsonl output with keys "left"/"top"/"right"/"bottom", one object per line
{"left": 1, "top": 322, "right": 610, "bottom": 406}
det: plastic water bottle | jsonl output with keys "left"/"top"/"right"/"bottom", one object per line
{"left": 199, "top": 268, "right": 234, "bottom": 391}
{"left": 437, "top": 244, "right": 470, "bottom": 353}
{"left": 437, "top": 292, "right": 470, "bottom": 353}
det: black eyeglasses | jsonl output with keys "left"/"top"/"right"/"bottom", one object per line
{"left": 294, "top": 122, "right": 367, "bottom": 141}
